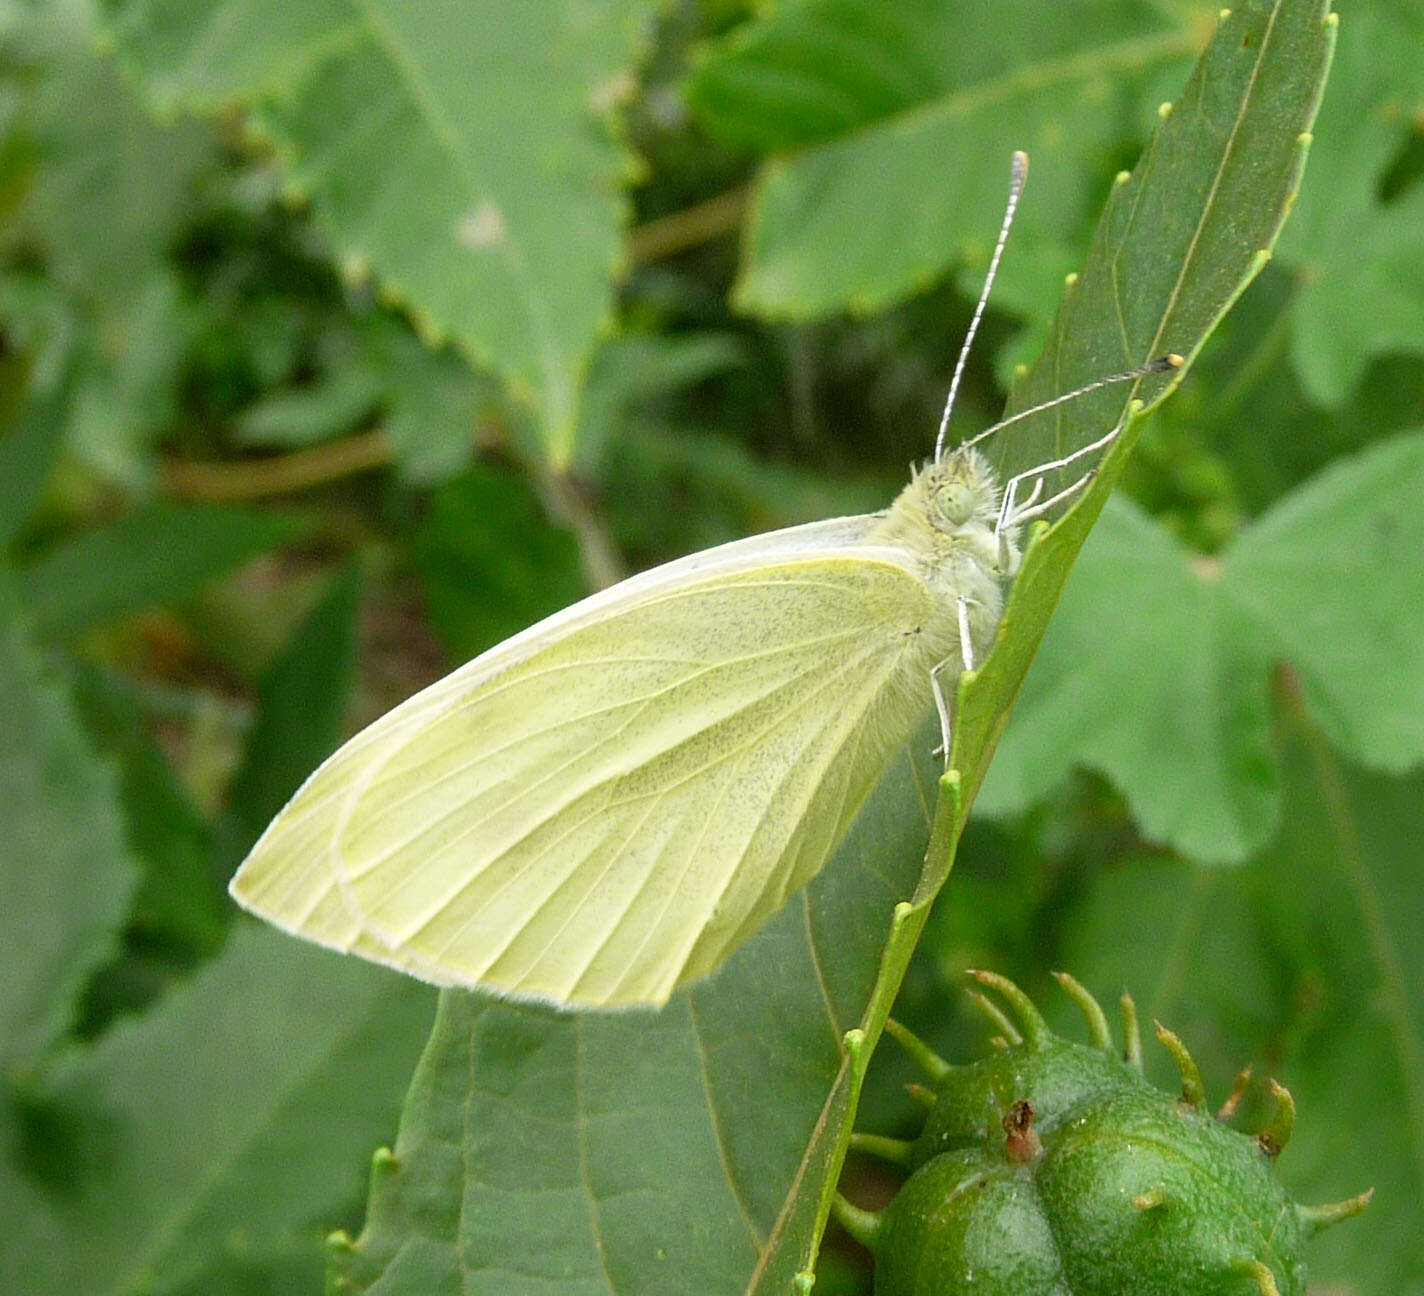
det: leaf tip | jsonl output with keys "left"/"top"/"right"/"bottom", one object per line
{"left": 1231, "top": 1258, "right": 1283, "bottom": 1296}
{"left": 833, "top": 1193, "right": 883, "bottom": 1251}
{"left": 372, "top": 1146, "right": 399, "bottom": 1176}
{"left": 1256, "top": 1079, "right": 1296, "bottom": 1158}
{"left": 1216, "top": 1066, "right": 1252, "bottom": 1123}
{"left": 1299, "top": 1187, "right": 1372, "bottom": 1234}
{"left": 1154, "top": 1020, "right": 1206, "bottom": 1109}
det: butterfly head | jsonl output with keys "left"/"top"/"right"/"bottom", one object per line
{"left": 869, "top": 446, "right": 1009, "bottom": 568}
{"left": 924, "top": 446, "right": 1000, "bottom": 534}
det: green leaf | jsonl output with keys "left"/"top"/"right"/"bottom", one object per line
{"left": 977, "top": 428, "right": 1424, "bottom": 861}
{"left": 13, "top": 0, "right": 211, "bottom": 306}
{"left": 331, "top": 4, "right": 1335, "bottom": 1291}
{"left": 69, "top": 668, "right": 225, "bottom": 960}
{"left": 224, "top": 565, "right": 363, "bottom": 849}
{"left": 105, "top": 0, "right": 662, "bottom": 464}
{"left": 1139, "top": 262, "right": 1424, "bottom": 523}
{"left": 573, "top": 331, "right": 748, "bottom": 470}
{"left": 1292, "top": 177, "right": 1424, "bottom": 405}
{"left": 360, "top": 322, "right": 495, "bottom": 484}
{"left": 0, "top": 579, "right": 136, "bottom": 1074}
{"left": 64, "top": 268, "right": 195, "bottom": 485}
{"left": 234, "top": 367, "right": 384, "bottom": 449}
{"left": 0, "top": 924, "right": 434, "bottom": 1296}
{"left": 704, "top": 0, "right": 1197, "bottom": 320}
{"left": 688, "top": 0, "right": 977, "bottom": 154}
{"left": 1056, "top": 714, "right": 1424, "bottom": 1295}
{"left": 1226, "top": 429, "right": 1424, "bottom": 770}
{"left": 1278, "top": 2, "right": 1424, "bottom": 405}
{"left": 232, "top": 317, "right": 495, "bottom": 483}
{"left": 14, "top": 503, "right": 304, "bottom": 639}
{"left": 2, "top": 0, "right": 216, "bottom": 482}
{"left": 0, "top": 361, "right": 66, "bottom": 550}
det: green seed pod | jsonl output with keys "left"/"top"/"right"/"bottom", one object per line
{"left": 837, "top": 972, "right": 1369, "bottom": 1296}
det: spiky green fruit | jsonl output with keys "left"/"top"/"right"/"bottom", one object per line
{"left": 837, "top": 973, "right": 1368, "bottom": 1296}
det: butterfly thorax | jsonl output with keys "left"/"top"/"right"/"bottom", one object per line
{"left": 866, "top": 447, "right": 1021, "bottom": 666}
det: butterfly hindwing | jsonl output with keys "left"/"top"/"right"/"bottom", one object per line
{"left": 232, "top": 525, "right": 951, "bottom": 1006}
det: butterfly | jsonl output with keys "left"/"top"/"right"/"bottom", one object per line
{"left": 229, "top": 153, "right": 1178, "bottom": 1008}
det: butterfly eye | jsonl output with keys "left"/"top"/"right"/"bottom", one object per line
{"left": 934, "top": 481, "right": 976, "bottom": 527}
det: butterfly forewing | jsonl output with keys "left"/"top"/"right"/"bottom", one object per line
{"left": 231, "top": 528, "right": 957, "bottom": 1007}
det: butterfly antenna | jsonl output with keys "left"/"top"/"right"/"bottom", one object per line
{"left": 934, "top": 150, "right": 1028, "bottom": 462}
{"left": 960, "top": 353, "right": 1184, "bottom": 451}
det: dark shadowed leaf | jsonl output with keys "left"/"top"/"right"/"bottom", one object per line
{"left": 224, "top": 565, "right": 363, "bottom": 848}
{"left": 412, "top": 466, "right": 584, "bottom": 661}
{"left": 14, "top": 504, "right": 304, "bottom": 640}
{"left": 0, "top": 926, "right": 434, "bottom": 1296}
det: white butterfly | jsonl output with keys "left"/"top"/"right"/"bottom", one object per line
{"left": 230, "top": 154, "right": 1177, "bottom": 1008}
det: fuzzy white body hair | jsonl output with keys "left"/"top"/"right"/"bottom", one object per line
{"left": 869, "top": 445, "right": 1020, "bottom": 666}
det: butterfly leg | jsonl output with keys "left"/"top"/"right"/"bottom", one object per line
{"left": 993, "top": 407, "right": 1132, "bottom": 566}
{"left": 931, "top": 595, "right": 978, "bottom": 759}
{"left": 957, "top": 593, "right": 978, "bottom": 672}
{"left": 995, "top": 419, "right": 1121, "bottom": 532}
{"left": 930, "top": 660, "right": 954, "bottom": 760}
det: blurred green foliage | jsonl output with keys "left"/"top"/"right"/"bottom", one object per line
{"left": 0, "top": 0, "right": 1420, "bottom": 1293}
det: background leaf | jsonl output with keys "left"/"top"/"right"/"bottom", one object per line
{"left": 103, "top": 0, "right": 663, "bottom": 462}
{"left": 1277, "top": 1, "right": 1424, "bottom": 404}
{"left": 3, "top": 1, "right": 1415, "bottom": 1293}
{"left": 697, "top": 0, "right": 1195, "bottom": 323}
{"left": 13, "top": 503, "right": 305, "bottom": 640}
{"left": 224, "top": 565, "right": 362, "bottom": 846}
{"left": 69, "top": 667, "right": 227, "bottom": 965}
{"left": 0, "top": 926, "right": 434, "bottom": 1296}
{"left": 0, "top": 580, "right": 136, "bottom": 1074}
{"left": 977, "top": 429, "right": 1424, "bottom": 861}
{"left": 411, "top": 466, "right": 584, "bottom": 659}
{"left": 1, "top": 0, "right": 216, "bottom": 484}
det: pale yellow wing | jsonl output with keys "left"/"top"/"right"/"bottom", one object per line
{"left": 230, "top": 525, "right": 948, "bottom": 1007}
